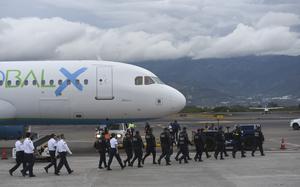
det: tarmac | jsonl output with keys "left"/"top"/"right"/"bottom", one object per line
{"left": 0, "top": 152, "right": 299, "bottom": 187}
{"left": 1, "top": 111, "right": 300, "bottom": 186}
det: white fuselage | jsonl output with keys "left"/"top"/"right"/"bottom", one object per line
{"left": 0, "top": 60, "right": 186, "bottom": 125}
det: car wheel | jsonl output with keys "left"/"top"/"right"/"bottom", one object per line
{"left": 292, "top": 123, "right": 299, "bottom": 130}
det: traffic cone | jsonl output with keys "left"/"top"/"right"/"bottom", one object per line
{"left": 1, "top": 147, "right": 8, "bottom": 160}
{"left": 280, "top": 138, "right": 286, "bottom": 150}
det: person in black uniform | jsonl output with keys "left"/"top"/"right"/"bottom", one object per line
{"left": 144, "top": 122, "right": 151, "bottom": 134}
{"left": 142, "top": 128, "right": 157, "bottom": 164}
{"left": 185, "top": 128, "right": 192, "bottom": 160}
{"left": 175, "top": 127, "right": 191, "bottom": 161}
{"left": 194, "top": 129, "right": 205, "bottom": 162}
{"left": 168, "top": 125, "right": 175, "bottom": 144}
{"left": 232, "top": 126, "right": 246, "bottom": 158}
{"left": 130, "top": 131, "right": 144, "bottom": 168}
{"left": 252, "top": 126, "right": 265, "bottom": 156}
{"left": 94, "top": 132, "right": 107, "bottom": 169}
{"left": 172, "top": 120, "right": 181, "bottom": 143}
{"left": 202, "top": 129, "right": 211, "bottom": 159}
{"left": 158, "top": 128, "right": 171, "bottom": 165}
{"left": 214, "top": 127, "right": 225, "bottom": 160}
{"left": 123, "top": 132, "right": 133, "bottom": 166}
{"left": 167, "top": 127, "right": 175, "bottom": 157}
{"left": 223, "top": 128, "right": 230, "bottom": 157}
{"left": 177, "top": 127, "right": 192, "bottom": 164}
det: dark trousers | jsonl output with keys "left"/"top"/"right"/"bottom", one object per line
{"left": 98, "top": 151, "right": 107, "bottom": 168}
{"left": 107, "top": 148, "right": 123, "bottom": 169}
{"left": 158, "top": 146, "right": 171, "bottom": 163}
{"left": 187, "top": 145, "right": 191, "bottom": 159}
{"left": 23, "top": 153, "right": 35, "bottom": 176}
{"left": 124, "top": 149, "right": 133, "bottom": 165}
{"left": 223, "top": 146, "right": 229, "bottom": 156}
{"left": 214, "top": 143, "right": 224, "bottom": 159}
{"left": 178, "top": 146, "right": 188, "bottom": 163}
{"left": 131, "top": 149, "right": 143, "bottom": 166}
{"left": 56, "top": 152, "right": 72, "bottom": 173}
{"left": 10, "top": 151, "right": 25, "bottom": 173}
{"left": 204, "top": 145, "right": 211, "bottom": 158}
{"left": 143, "top": 147, "right": 156, "bottom": 163}
{"left": 174, "top": 131, "right": 179, "bottom": 142}
{"left": 45, "top": 150, "right": 57, "bottom": 172}
{"left": 232, "top": 141, "right": 245, "bottom": 157}
{"left": 194, "top": 146, "right": 204, "bottom": 161}
{"left": 252, "top": 141, "right": 264, "bottom": 155}
{"left": 175, "top": 148, "right": 182, "bottom": 160}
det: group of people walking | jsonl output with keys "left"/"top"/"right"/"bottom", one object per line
{"left": 93, "top": 121, "right": 265, "bottom": 170}
{"left": 9, "top": 133, "right": 73, "bottom": 177}
{"left": 9, "top": 121, "right": 265, "bottom": 176}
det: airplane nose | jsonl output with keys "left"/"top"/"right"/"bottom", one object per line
{"left": 172, "top": 89, "right": 186, "bottom": 112}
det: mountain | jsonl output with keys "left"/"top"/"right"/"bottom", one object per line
{"left": 134, "top": 56, "right": 300, "bottom": 106}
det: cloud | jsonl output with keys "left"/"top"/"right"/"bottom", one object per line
{"left": 0, "top": 16, "right": 299, "bottom": 62}
{"left": 0, "top": 0, "right": 300, "bottom": 62}
{"left": 256, "top": 12, "right": 300, "bottom": 28}
{"left": 192, "top": 24, "right": 300, "bottom": 59}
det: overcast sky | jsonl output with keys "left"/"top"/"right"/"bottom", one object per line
{"left": 0, "top": 0, "right": 299, "bottom": 62}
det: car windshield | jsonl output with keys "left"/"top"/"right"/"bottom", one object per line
{"left": 108, "top": 124, "right": 122, "bottom": 130}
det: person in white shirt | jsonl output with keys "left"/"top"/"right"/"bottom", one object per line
{"left": 9, "top": 136, "right": 25, "bottom": 176}
{"left": 55, "top": 134, "right": 73, "bottom": 175}
{"left": 44, "top": 134, "right": 57, "bottom": 173}
{"left": 22, "top": 132, "right": 35, "bottom": 177}
{"left": 107, "top": 133, "right": 125, "bottom": 170}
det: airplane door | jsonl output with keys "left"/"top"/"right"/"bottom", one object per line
{"left": 96, "top": 66, "right": 114, "bottom": 100}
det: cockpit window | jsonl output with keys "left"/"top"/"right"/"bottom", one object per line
{"left": 135, "top": 76, "right": 165, "bottom": 85}
{"left": 144, "top": 76, "right": 155, "bottom": 85}
{"left": 135, "top": 76, "right": 143, "bottom": 85}
{"left": 152, "top": 77, "right": 164, "bottom": 84}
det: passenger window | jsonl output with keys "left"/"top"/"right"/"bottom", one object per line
{"left": 41, "top": 80, "right": 46, "bottom": 86}
{"left": 144, "top": 76, "right": 155, "bottom": 85}
{"left": 76, "top": 79, "right": 80, "bottom": 85}
{"left": 32, "top": 80, "right": 37, "bottom": 85}
{"left": 24, "top": 80, "right": 29, "bottom": 86}
{"left": 67, "top": 79, "right": 71, "bottom": 85}
{"left": 0, "top": 80, "right": 3, "bottom": 86}
{"left": 84, "top": 79, "right": 88, "bottom": 85}
{"left": 135, "top": 76, "right": 143, "bottom": 85}
{"left": 16, "top": 80, "right": 20, "bottom": 86}
{"left": 49, "top": 80, "right": 54, "bottom": 85}
{"left": 58, "top": 80, "right": 62, "bottom": 85}
{"left": 7, "top": 80, "right": 11, "bottom": 86}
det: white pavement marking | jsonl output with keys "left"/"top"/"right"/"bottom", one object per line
{"left": 227, "top": 174, "right": 300, "bottom": 179}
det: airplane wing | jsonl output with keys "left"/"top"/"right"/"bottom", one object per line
{"left": 249, "top": 107, "right": 265, "bottom": 110}
{"left": 268, "top": 107, "right": 284, "bottom": 110}
{"left": 0, "top": 100, "right": 16, "bottom": 119}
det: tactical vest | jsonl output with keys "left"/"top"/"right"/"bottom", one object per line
{"left": 146, "top": 134, "right": 154, "bottom": 146}
{"left": 255, "top": 132, "right": 259, "bottom": 137}
{"left": 178, "top": 133, "right": 186, "bottom": 145}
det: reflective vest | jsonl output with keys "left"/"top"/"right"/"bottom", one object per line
{"left": 128, "top": 123, "right": 136, "bottom": 129}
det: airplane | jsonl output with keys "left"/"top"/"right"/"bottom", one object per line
{"left": 249, "top": 105, "right": 284, "bottom": 114}
{"left": 0, "top": 60, "right": 186, "bottom": 138}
